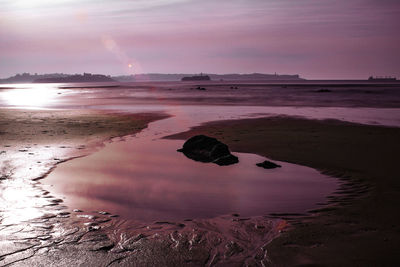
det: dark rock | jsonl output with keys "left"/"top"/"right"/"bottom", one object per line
{"left": 178, "top": 135, "right": 239, "bottom": 166}
{"left": 256, "top": 160, "right": 281, "bottom": 169}
{"left": 316, "top": 89, "right": 332, "bottom": 93}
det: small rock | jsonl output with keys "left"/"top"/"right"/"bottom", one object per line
{"left": 316, "top": 89, "right": 332, "bottom": 93}
{"left": 256, "top": 160, "right": 281, "bottom": 169}
{"left": 88, "top": 225, "right": 100, "bottom": 231}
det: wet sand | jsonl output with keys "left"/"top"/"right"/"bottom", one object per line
{"left": 0, "top": 108, "right": 287, "bottom": 266}
{"left": 0, "top": 108, "right": 169, "bottom": 265}
{"left": 0, "top": 108, "right": 168, "bottom": 191}
{"left": 167, "top": 116, "right": 400, "bottom": 266}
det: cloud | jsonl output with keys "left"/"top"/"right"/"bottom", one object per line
{"left": 0, "top": 0, "right": 399, "bottom": 78}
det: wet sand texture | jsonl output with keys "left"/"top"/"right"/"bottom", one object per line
{"left": 2, "top": 106, "right": 399, "bottom": 266}
{"left": 0, "top": 109, "right": 167, "bottom": 149}
{"left": 167, "top": 116, "right": 400, "bottom": 266}
{"left": 0, "top": 109, "right": 285, "bottom": 266}
{"left": 0, "top": 108, "right": 169, "bottom": 266}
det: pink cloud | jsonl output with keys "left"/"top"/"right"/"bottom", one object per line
{"left": 1, "top": 0, "right": 399, "bottom": 78}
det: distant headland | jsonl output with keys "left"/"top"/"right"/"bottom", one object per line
{"left": 35, "top": 73, "right": 115, "bottom": 83}
{"left": 0, "top": 72, "right": 304, "bottom": 83}
{"left": 0, "top": 72, "right": 115, "bottom": 84}
{"left": 116, "top": 73, "right": 304, "bottom": 82}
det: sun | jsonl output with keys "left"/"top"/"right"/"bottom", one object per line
{"left": 128, "top": 64, "right": 133, "bottom": 68}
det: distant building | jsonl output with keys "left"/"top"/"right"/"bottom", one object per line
{"left": 368, "top": 76, "right": 397, "bottom": 82}
{"left": 181, "top": 73, "right": 211, "bottom": 81}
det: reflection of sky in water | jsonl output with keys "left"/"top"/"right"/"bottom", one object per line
{"left": 44, "top": 138, "right": 338, "bottom": 222}
{"left": 43, "top": 111, "right": 337, "bottom": 222}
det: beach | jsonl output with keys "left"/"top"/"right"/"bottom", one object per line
{"left": 2, "top": 0, "right": 400, "bottom": 265}
{"left": 0, "top": 82, "right": 399, "bottom": 266}
{"left": 167, "top": 116, "right": 400, "bottom": 266}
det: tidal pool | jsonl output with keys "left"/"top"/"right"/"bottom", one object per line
{"left": 43, "top": 115, "right": 338, "bottom": 222}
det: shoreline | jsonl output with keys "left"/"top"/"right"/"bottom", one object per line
{"left": 166, "top": 116, "right": 400, "bottom": 266}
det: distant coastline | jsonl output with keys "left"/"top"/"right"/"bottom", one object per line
{"left": 116, "top": 73, "right": 304, "bottom": 82}
{"left": 34, "top": 73, "right": 115, "bottom": 83}
{"left": 1, "top": 72, "right": 399, "bottom": 84}
{"left": 0, "top": 72, "right": 114, "bottom": 84}
{"left": 0, "top": 72, "right": 304, "bottom": 83}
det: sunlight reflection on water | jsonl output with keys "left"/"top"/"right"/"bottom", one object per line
{"left": 0, "top": 84, "right": 60, "bottom": 108}
{"left": 0, "top": 178, "right": 46, "bottom": 225}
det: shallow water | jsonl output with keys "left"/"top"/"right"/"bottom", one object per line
{"left": 1, "top": 82, "right": 400, "bottom": 127}
{"left": 43, "top": 115, "right": 337, "bottom": 222}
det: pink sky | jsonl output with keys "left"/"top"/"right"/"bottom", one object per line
{"left": 0, "top": 0, "right": 399, "bottom": 79}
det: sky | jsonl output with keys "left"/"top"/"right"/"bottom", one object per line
{"left": 0, "top": 0, "right": 399, "bottom": 79}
